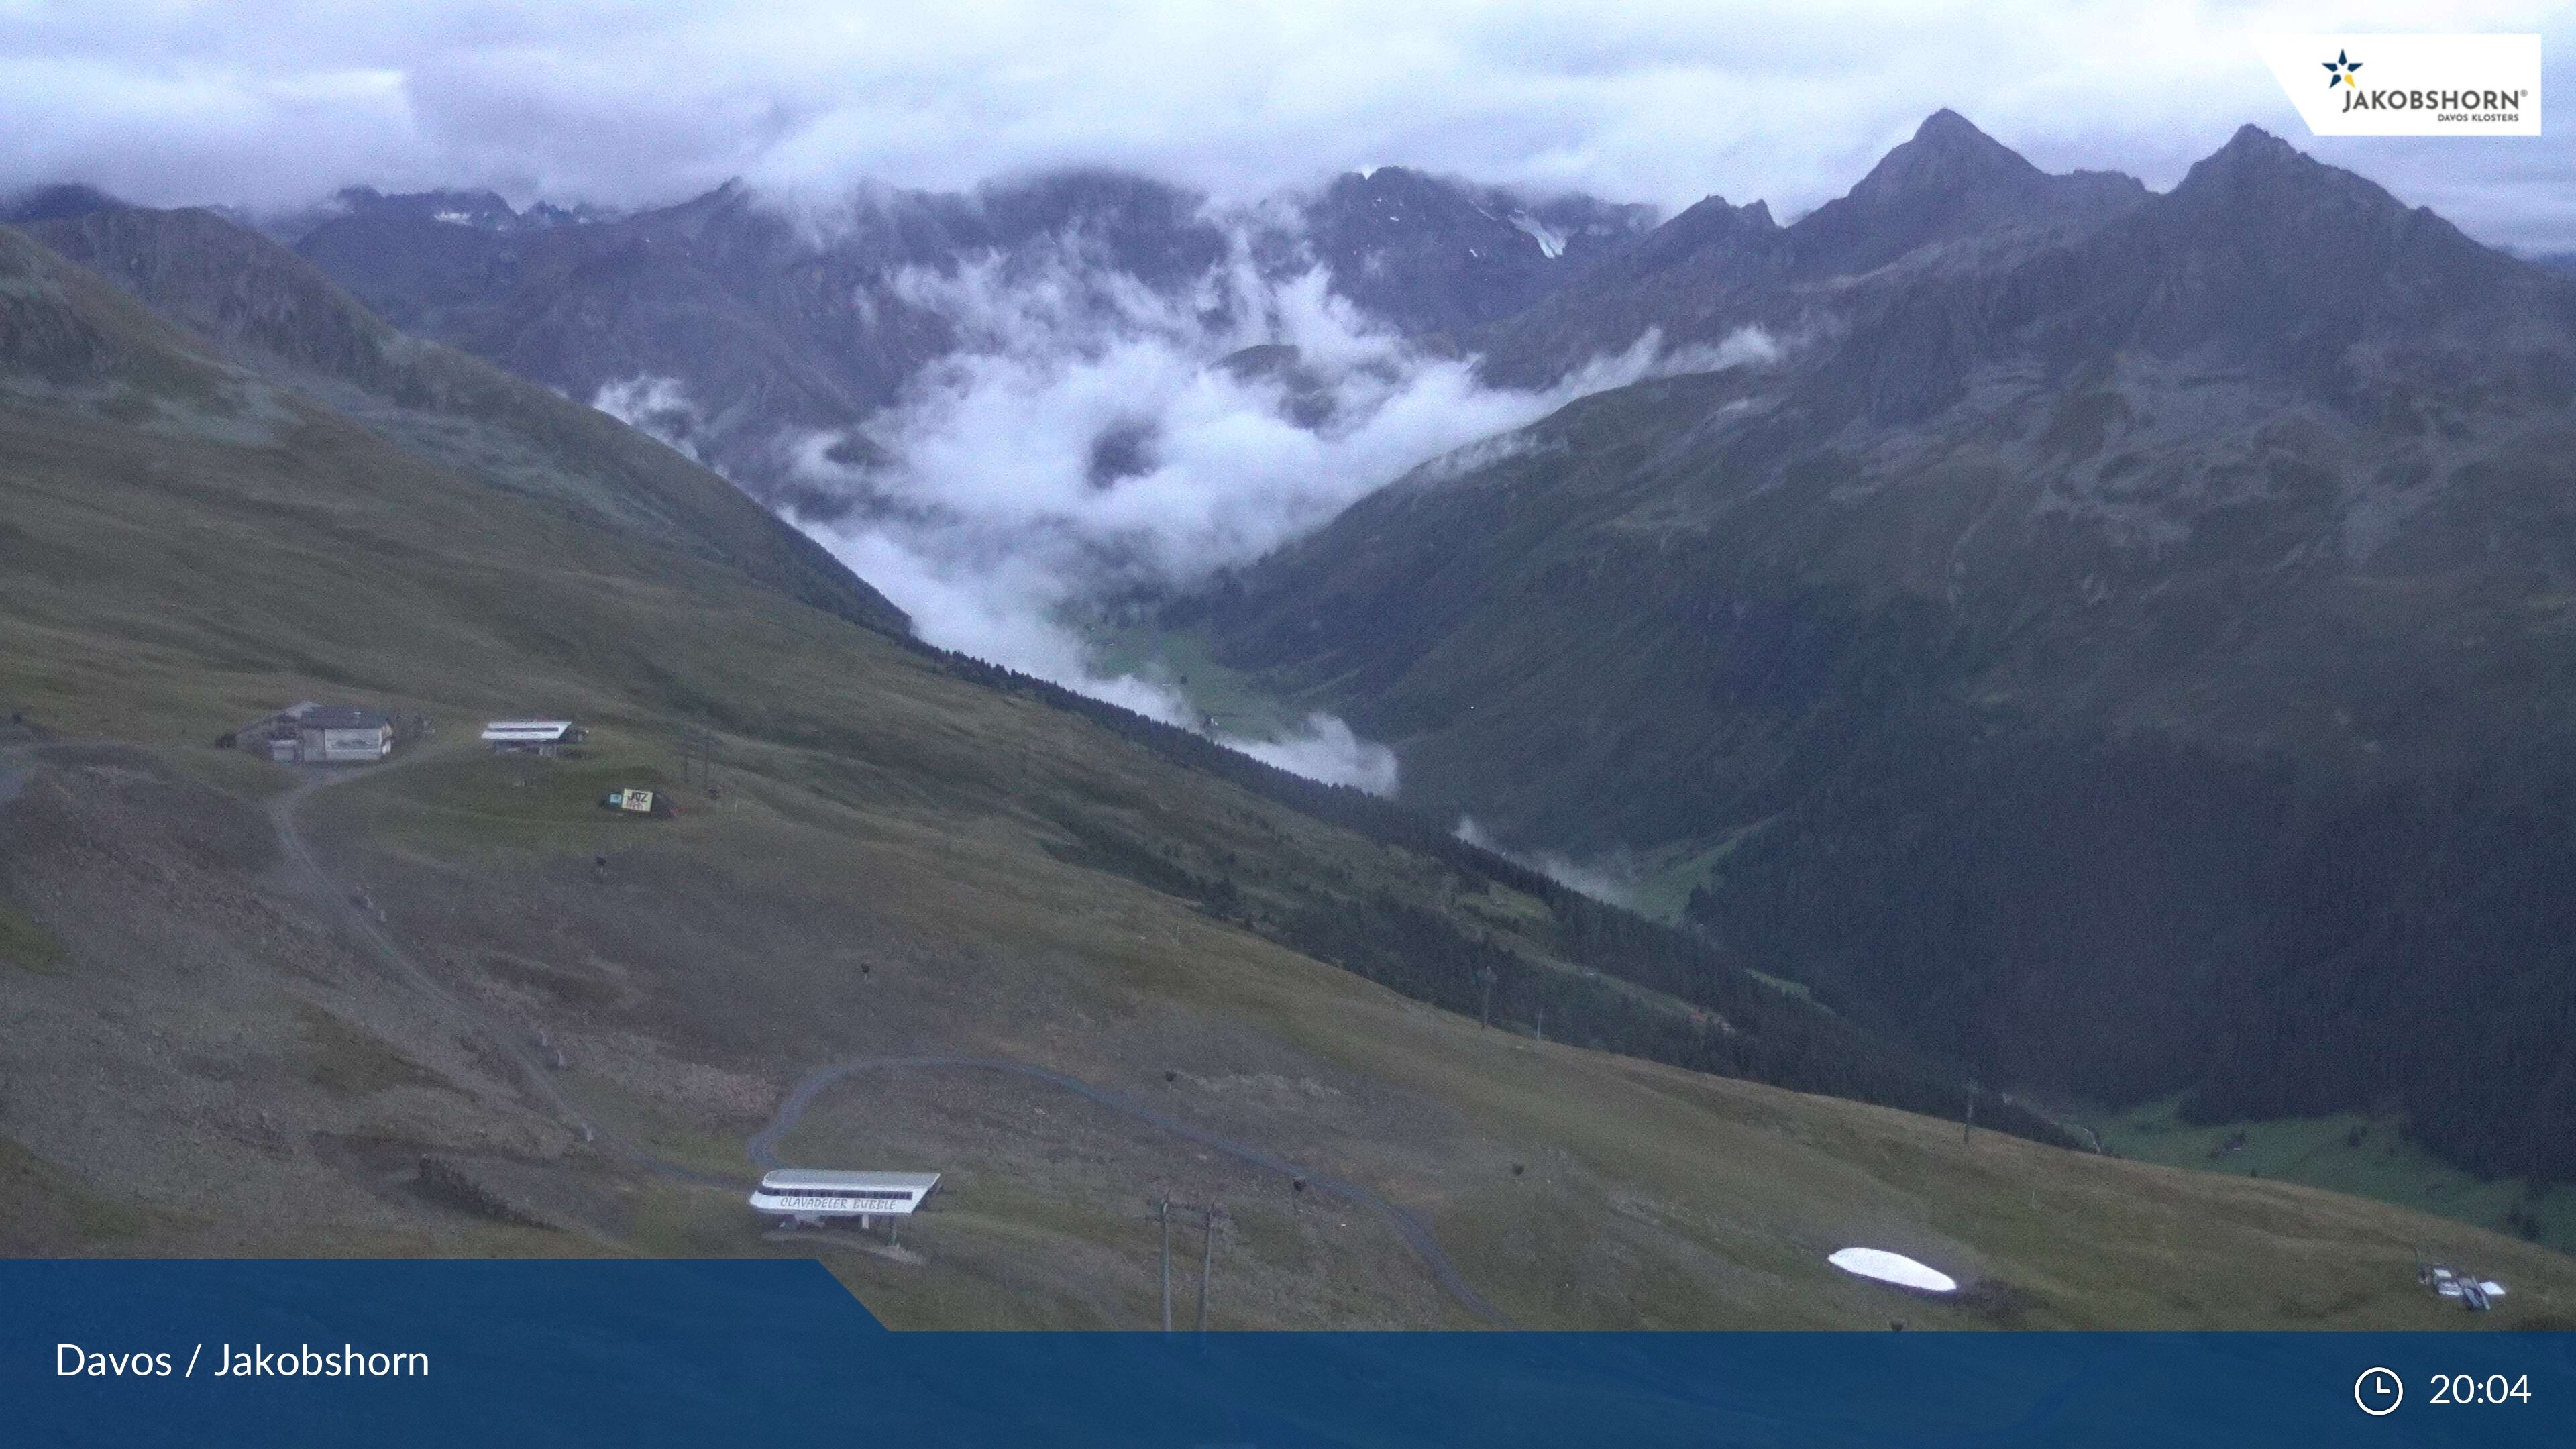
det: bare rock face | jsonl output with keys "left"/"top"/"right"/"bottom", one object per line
{"left": 1291, "top": 165, "right": 1654, "bottom": 341}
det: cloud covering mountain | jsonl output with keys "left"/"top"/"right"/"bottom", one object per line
{"left": 6, "top": 2, "right": 2573, "bottom": 250}
{"left": 748, "top": 227, "right": 1750, "bottom": 789}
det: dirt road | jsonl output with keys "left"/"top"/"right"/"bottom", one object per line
{"left": 238, "top": 742, "right": 1507, "bottom": 1324}
{"left": 749, "top": 1055, "right": 1511, "bottom": 1326}
{"left": 264, "top": 745, "right": 734, "bottom": 1185}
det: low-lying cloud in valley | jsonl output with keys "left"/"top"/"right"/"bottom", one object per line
{"left": 1454, "top": 815, "right": 1645, "bottom": 909}
{"left": 623, "top": 219, "right": 1773, "bottom": 792}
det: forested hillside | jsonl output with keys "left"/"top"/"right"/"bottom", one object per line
{"left": 1195, "top": 119, "right": 2576, "bottom": 1187}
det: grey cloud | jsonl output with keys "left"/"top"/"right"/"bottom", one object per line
{"left": 3, "top": 3, "right": 2571, "bottom": 248}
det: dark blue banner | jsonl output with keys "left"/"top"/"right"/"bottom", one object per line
{"left": 2, "top": 1261, "right": 2566, "bottom": 1445}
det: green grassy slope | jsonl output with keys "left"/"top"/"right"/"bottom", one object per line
{"left": 18, "top": 207, "right": 908, "bottom": 637}
{"left": 2099, "top": 1099, "right": 2576, "bottom": 1258}
{"left": 3, "top": 221, "right": 2573, "bottom": 1328}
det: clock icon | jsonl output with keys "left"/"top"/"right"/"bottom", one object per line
{"left": 2356, "top": 1366, "right": 2404, "bottom": 1417}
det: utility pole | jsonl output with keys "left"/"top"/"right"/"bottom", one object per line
{"left": 1196, "top": 1204, "right": 1217, "bottom": 1332}
{"left": 1148, "top": 1197, "right": 1222, "bottom": 1332}
{"left": 679, "top": 725, "right": 718, "bottom": 791}
{"left": 1964, "top": 1077, "right": 1978, "bottom": 1146}
{"left": 1474, "top": 965, "right": 1496, "bottom": 1028}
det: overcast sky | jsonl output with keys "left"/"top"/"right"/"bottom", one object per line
{"left": 3, "top": 1, "right": 2569, "bottom": 250}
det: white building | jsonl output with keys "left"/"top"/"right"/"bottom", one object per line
{"left": 298, "top": 706, "right": 396, "bottom": 763}
{"left": 480, "top": 720, "right": 584, "bottom": 755}
{"left": 229, "top": 703, "right": 393, "bottom": 763}
{"left": 749, "top": 1169, "right": 940, "bottom": 1230}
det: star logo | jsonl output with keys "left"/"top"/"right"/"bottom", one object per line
{"left": 2322, "top": 49, "right": 2363, "bottom": 89}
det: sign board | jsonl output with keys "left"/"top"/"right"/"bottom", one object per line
{"left": 619, "top": 790, "right": 655, "bottom": 814}
{"left": 2255, "top": 34, "right": 2541, "bottom": 136}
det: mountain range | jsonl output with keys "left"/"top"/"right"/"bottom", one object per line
{"left": 28, "top": 179, "right": 2472, "bottom": 1327}
{"left": 161, "top": 167, "right": 1654, "bottom": 513}
{"left": 1188, "top": 115, "right": 2576, "bottom": 1184}
{"left": 107, "top": 115, "right": 2576, "bottom": 1193}
{"left": 8, "top": 105, "right": 2575, "bottom": 1291}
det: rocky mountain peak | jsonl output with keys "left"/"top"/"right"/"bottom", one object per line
{"left": 1844, "top": 109, "right": 2042, "bottom": 207}
{"left": 2213, "top": 122, "right": 2300, "bottom": 164}
{"left": 1617, "top": 193, "right": 1783, "bottom": 276}
{"left": 1780, "top": 110, "right": 2127, "bottom": 280}
{"left": 2168, "top": 125, "right": 2335, "bottom": 201}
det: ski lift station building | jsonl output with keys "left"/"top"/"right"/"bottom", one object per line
{"left": 479, "top": 719, "right": 584, "bottom": 756}
{"left": 749, "top": 1169, "right": 941, "bottom": 1229}
{"left": 225, "top": 702, "right": 395, "bottom": 764}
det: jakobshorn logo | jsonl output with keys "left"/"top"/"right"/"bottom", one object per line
{"left": 2256, "top": 34, "right": 2541, "bottom": 136}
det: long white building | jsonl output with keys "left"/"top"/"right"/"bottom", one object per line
{"left": 480, "top": 719, "right": 584, "bottom": 755}
{"left": 749, "top": 1169, "right": 940, "bottom": 1230}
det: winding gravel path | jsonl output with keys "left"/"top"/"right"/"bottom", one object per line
{"left": 749, "top": 1055, "right": 1512, "bottom": 1326}
{"left": 15, "top": 737, "right": 1509, "bottom": 1325}
{"left": 268, "top": 746, "right": 731, "bottom": 1187}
